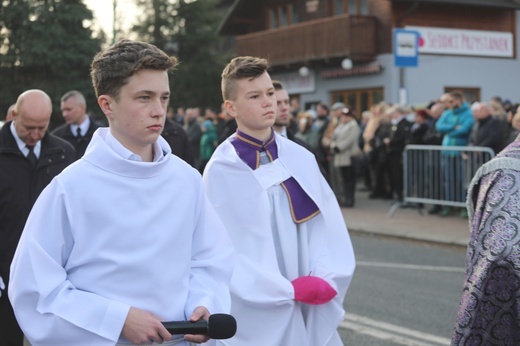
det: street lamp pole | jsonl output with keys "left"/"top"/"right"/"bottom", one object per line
{"left": 396, "top": 0, "right": 419, "bottom": 105}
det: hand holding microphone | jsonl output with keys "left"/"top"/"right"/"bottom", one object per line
{"left": 161, "top": 313, "right": 237, "bottom": 340}
{"left": 121, "top": 306, "right": 236, "bottom": 344}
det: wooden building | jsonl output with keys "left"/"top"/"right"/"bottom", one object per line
{"left": 219, "top": 0, "right": 520, "bottom": 114}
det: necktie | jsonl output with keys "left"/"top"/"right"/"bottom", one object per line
{"left": 76, "top": 127, "right": 82, "bottom": 137}
{"left": 26, "top": 145, "right": 38, "bottom": 167}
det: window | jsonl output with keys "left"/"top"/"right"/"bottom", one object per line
{"left": 360, "top": 0, "right": 368, "bottom": 15}
{"left": 333, "top": 0, "right": 344, "bottom": 15}
{"left": 330, "top": 0, "right": 367, "bottom": 16}
{"left": 268, "top": 4, "right": 297, "bottom": 29}
{"left": 281, "top": 6, "right": 288, "bottom": 27}
{"left": 269, "top": 8, "right": 279, "bottom": 29}
{"left": 330, "top": 87, "right": 384, "bottom": 119}
{"left": 348, "top": 0, "right": 357, "bottom": 15}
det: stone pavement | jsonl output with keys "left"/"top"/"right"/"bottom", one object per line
{"left": 340, "top": 189, "right": 470, "bottom": 248}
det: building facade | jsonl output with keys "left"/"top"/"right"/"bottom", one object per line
{"left": 219, "top": 0, "right": 520, "bottom": 115}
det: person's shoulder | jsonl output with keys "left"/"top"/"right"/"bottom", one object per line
{"left": 459, "top": 104, "right": 473, "bottom": 116}
{"left": 168, "top": 150, "right": 194, "bottom": 167}
{"left": 278, "top": 134, "right": 315, "bottom": 160}
{"left": 170, "top": 118, "right": 183, "bottom": 130}
{"left": 497, "top": 140, "right": 520, "bottom": 158}
{"left": 163, "top": 118, "right": 187, "bottom": 136}
{"left": 439, "top": 109, "right": 453, "bottom": 118}
{"left": 51, "top": 123, "right": 69, "bottom": 136}
{"left": 471, "top": 142, "right": 520, "bottom": 185}
{"left": 46, "top": 133, "right": 76, "bottom": 156}
{"left": 210, "top": 139, "right": 234, "bottom": 162}
{"left": 0, "top": 121, "right": 14, "bottom": 147}
{"left": 489, "top": 116, "right": 504, "bottom": 126}
{"left": 346, "top": 120, "right": 361, "bottom": 131}
{"left": 287, "top": 129, "right": 312, "bottom": 150}
{"left": 204, "top": 140, "right": 241, "bottom": 172}
{"left": 87, "top": 120, "right": 101, "bottom": 133}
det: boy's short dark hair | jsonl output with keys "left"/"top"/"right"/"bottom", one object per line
{"left": 91, "top": 39, "right": 178, "bottom": 100}
{"left": 221, "top": 56, "right": 269, "bottom": 101}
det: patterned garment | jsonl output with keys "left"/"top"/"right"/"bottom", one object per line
{"left": 452, "top": 140, "right": 520, "bottom": 345}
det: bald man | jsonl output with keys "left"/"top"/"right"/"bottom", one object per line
{"left": 0, "top": 104, "right": 15, "bottom": 129}
{"left": 6, "top": 103, "right": 16, "bottom": 122}
{"left": 0, "top": 90, "right": 75, "bottom": 346}
{"left": 469, "top": 102, "right": 505, "bottom": 154}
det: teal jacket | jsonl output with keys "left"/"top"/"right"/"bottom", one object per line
{"left": 436, "top": 102, "right": 474, "bottom": 155}
{"left": 200, "top": 120, "right": 218, "bottom": 161}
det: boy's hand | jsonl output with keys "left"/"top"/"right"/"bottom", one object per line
{"left": 121, "top": 307, "right": 172, "bottom": 344}
{"left": 184, "top": 306, "right": 211, "bottom": 343}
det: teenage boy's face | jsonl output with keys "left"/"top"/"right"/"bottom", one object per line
{"left": 226, "top": 71, "right": 276, "bottom": 139}
{"left": 99, "top": 69, "right": 170, "bottom": 154}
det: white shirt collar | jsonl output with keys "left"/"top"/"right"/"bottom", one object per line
{"left": 10, "top": 121, "right": 41, "bottom": 158}
{"left": 71, "top": 116, "right": 91, "bottom": 137}
{"left": 273, "top": 126, "right": 288, "bottom": 138}
{"left": 105, "top": 130, "right": 164, "bottom": 162}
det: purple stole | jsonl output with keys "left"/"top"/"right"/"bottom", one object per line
{"left": 230, "top": 130, "right": 320, "bottom": 224}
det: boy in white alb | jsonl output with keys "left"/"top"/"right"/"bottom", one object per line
{"left": 9, "top": 40, "right": 234, "bottom": 346}
{"left": 202, "top": 56, "right": 356, "bottom": 345}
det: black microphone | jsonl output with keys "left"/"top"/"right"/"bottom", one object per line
{"left": 161, "top": 313, "right": 237, "bottom": 340}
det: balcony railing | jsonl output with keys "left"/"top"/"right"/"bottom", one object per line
{"left": 235, "top": 14, "right": 377, "bottom": 66}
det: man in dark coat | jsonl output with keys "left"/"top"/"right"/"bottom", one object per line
{"left": 184, "top": 107, "right": 202, "bottom": 170}
{"left": 161, "top": 117, "right": 196, "bottom": 167}
{"left": 384, "top": 105, "right": 412, "bottom": 201}
{"left": 469, "top": 102, "right": 505, "bottom": 154}
{"left": 408, "top": 109, "right": 431, "bottom": 145}
{"left": 424, "top": 101, "right": 447, "bottom": 214}
{"left": 52, "top": 90, "right": 100, "bottom": 160}
{"left": 0, "top": 90, "right": 76, "bottom": 346}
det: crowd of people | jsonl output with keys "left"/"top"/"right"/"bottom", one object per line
{"left": 1, "top": 38, "right": 519, "bottom": 346}
{"left": 240, "top": 90, "right": 519, "bottom": 217}
{"left": 0, "top": 41, "right": 355, "bottom": 346}
{"left": 165, "top": 104, "right": 236, "bottom": 174}
{"left": 7, "top": 84, "right": 514, "bottom": 217}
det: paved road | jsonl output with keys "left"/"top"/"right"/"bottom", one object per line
{"left": 339, "top": 232, "right": 467, "bottom": 345}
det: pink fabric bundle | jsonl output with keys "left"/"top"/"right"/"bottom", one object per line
{"left": 291, "top": 276, "right": 337, "bottom": 305}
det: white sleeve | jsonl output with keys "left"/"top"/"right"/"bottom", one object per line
{"left": 184, "top": 181, "right": 235, "bottom": 317}
{"left": 9, "top": 179, "right": 129, "bottom": 346}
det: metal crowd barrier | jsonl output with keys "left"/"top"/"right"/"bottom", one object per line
{"left": 388, "top": 145, "right": 495, "bottom": 217}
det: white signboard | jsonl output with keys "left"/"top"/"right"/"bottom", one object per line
{"left": 396, "top": 32, "right": 418, "bottom": 57}
{"left": 407, "top": 26, "right": 514, "bottom": 58}
{"left": 274, "top": 72, "right": 315, "bottom": 94}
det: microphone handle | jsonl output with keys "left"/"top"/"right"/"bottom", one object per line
{"left": 162, "top": 320, "right": 209, "bottom": 335}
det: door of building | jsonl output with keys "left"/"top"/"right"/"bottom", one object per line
{"left": 330, "top": 87, "right": 384, "bottom": 119}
